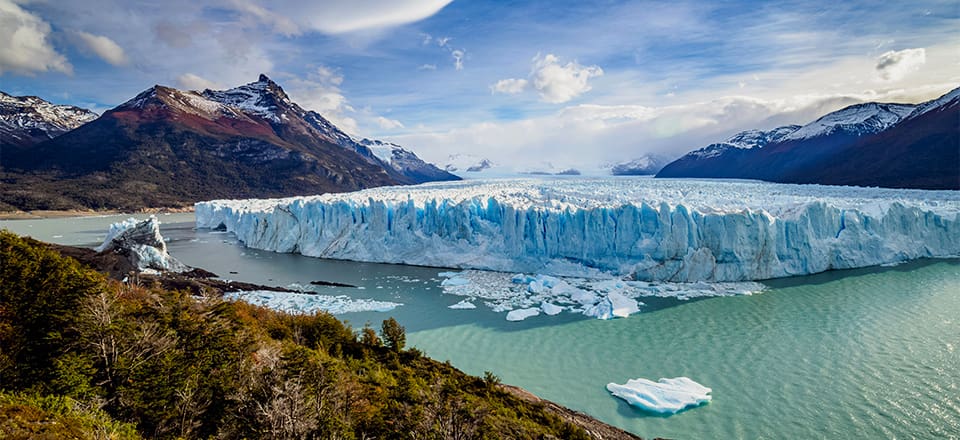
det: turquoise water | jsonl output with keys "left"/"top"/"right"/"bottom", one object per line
{"left": 3, "top": 215, "right": 958, "bottom": 438}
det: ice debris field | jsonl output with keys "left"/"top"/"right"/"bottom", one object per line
{"left": 606, "top": 377, "right": 712, "bottom": 415}
{"left": 195, "top": 178, "right": 960, "bottom": 320}
{"left": 438, "top": 270, "right": 762, "bottom": 321}
{"left": 223, "top": 290, "right": 401, "bottom": 315}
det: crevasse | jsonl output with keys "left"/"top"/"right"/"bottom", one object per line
{"left": 195, "top": 178, "right": 960, "bottom": 282}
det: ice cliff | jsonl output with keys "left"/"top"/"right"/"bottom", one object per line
{"left": 97, "top": 216, "right": 188, "bottom": 273}
{"left": 195, "top": 178, "right": 960, "bottom": 283}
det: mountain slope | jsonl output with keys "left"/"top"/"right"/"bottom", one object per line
{"left": 0, "top": 91, "right": 97, "bottom": 149}
{"left": 609, "top": 153, "right": 675, "bottom": 176}
{"left": 791, "top": 88, "right": 959, "bottom": 189}
{"left": 657, "top": 88, "right": 958, "bottom": 189}
{"left": 654, "top": 125, "right": 801, "bottom": 178}
{"left": 0, "top": 76, "right": 456, "bottom": 211}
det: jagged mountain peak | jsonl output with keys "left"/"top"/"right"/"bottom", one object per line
{"left": 0, "top": 90, "right": 98, "bottom": 148}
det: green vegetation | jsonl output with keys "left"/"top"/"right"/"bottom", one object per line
{"left": 0, "top": 231, "right": 591, "bottom": 439}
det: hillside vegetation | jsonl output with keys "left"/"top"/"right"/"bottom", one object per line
{"left": 0, "top": 230, "right": 594, "bottom": 439}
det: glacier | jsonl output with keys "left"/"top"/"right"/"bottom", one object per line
{"left": 195, "top": 178, "right": 960, "bottom": 283}
{"left": 97, "top": 216, "right": 188, "bottom": 273}
{"left": 607, "top": 377, "right": 712, "bottom": 415}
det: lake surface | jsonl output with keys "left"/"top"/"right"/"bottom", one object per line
{"left": 3, "top": 213, "right": 958, "bottom": 439}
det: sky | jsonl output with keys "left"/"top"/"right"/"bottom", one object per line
{"left": 1, "top": 0, "right": 958, "bottom": 170}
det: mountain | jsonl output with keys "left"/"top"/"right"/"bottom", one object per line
{"left": 657, "top": 88, "right": 959, "bottom": 189}
{"left": 443, "top": 154, "right": 495, "bottom": 174}
{"left": 0, "top": 91, "right": 97, "bottom": 149}
{"left": 654, "top": 125, "right": 801, "bottom": 179}
{"left": 791, "top": 88, "right": 960, "bottom": 189}
{"left": 0, "top": 75, "right": 457, "bottom": 211}
{"left": 608, "top": 154, "right": 675, "bottom": 176}
{"left": 357, "top": 138, "right": 458, "bottom": 183}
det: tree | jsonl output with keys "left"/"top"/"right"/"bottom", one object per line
{"left": 360, "top": 325, "right": 380, "bottom": 347}
{"left": 381, "top": 318, "right": 405, "bottom": 353}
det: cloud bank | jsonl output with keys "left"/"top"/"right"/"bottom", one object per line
{"left": 0, "top": 0, "right": 71, "bottom": 75}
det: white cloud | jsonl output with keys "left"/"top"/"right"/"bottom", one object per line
{"left": 0, "top": 0, "right": 71, "bottom": 75}
{"left": 72, "top": 31, "right": 128, "bottom": 66}
{"left": 875, "top": 48, "right": 926, "bottom": 81}
{"left": 285, "top": 67, "right": 358, "bottom": 133}
{"left": 437, "top": 36, "right": 451, "bottom": 47}
{"left": 451, "top": 49, "right": 464, "bottom": 71}
{"left": 418, "top": 64, "right": 437, "bottom": 70}
{"left": 491, "top": 78, "right": 528, "bottom": 94}
{"left": 376, "top": 116, "right": 404, "bottom": 129}
{"left": 531, "top": 54, "right": 603, "bottom": 103}
{"left": 176, "top": 73, "right": 222, "bottom": 90}
{"left": 236, "top": 0, "right": 453, "bottom": 35}
{"left": 225, "top": 0, "right": 300, "bottom": 35}
{"left": 387, "top": 85, "right": 955, "bottom": 171}
{"left": 491, "top": 53, "right": 603, "bottom": 103}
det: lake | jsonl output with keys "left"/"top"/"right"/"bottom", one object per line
{"left": 3, "top": 212, "right": 958, "bottom": 438}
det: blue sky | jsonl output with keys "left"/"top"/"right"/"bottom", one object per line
{"left": 1, "top": 0, "right": 958, "bottom": 169}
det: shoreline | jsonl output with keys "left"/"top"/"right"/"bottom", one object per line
{"left": 39, "top": 235, "right": 647, "bottom": 439}
{"left": 0, "top": 206, "right": 194, "bottom": 220}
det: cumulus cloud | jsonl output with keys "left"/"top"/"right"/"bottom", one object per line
{"left": 531, "top": 54, "right": 603, "bottom": 103}
{"left": 491, "top": 53, "right": 603, "bottom": 103}
{"left": 376, "top": 116, "right": 404, "bottom": 129}
{"left": 176, "top": 73, "right": 222, "bottom": 90}
{"left": 234, "top": 0, "right": 453, "bottom": 35}
{"left": 490, "top": 78, "right": 528, "bottom": 95}
{"left": 71, "top": 31, "right": 128, "bottom": 66}
{"left": 875, "top": 48, "right": 926, "bottom": 81}
{"left": 0, "top": 0, "right": 71, "bottom": 75}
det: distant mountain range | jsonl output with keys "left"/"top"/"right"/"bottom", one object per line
{"left": 0, "top": 75, "right": 457, "bottom": 211}
{"left": 657, "top": 87, "right": 960, "bottom": 190}
{"left": 608, "top": 154, "right": 674, "bottom": 176}
{"left": 1, "top": 91, "right": 97, "bottom": 148}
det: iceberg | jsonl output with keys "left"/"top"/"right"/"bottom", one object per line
{"left": 195, "top": 178, "right": 960, "bottom": 282}
{"left": 96, "top": 215, "right": 188, "bottom": 273}
{"left": 506, "top": 307, "right": 540, "bottom": 321}
{"left": 607, "top": 377, "right": 712, "bottom": 415}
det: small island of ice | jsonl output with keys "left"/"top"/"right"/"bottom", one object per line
{"left": 607, "top": 376, "right": 712, "bottom": 415}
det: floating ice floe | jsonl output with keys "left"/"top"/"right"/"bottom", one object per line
{"left": 224, "top": 290, "right": 401, "bottom": 314}
{"left": 195, "top": 178, "right": 960, "bottom": 283}
{"left": 607, "top": 377, "right": 712, "bottom": 415}
{"left": 448, "top": 299, "right": 477, "bottom": 309}
{"left": 438, "top": 270, "right": 763, "bottom": 321}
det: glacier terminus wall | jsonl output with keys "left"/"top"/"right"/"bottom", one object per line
{"left": 195, "top": 178, "right": 960, "bottom": 282}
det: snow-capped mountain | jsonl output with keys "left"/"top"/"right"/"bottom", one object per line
{"left": 780, "top": 102, "right": 914, "bottom": 141}
{"left": 657, "top": 87, "right": 959, "bottom": 189}
{"left": 358, "top": 138, "right": 458, "bottom": 182}
{"left": 0, "top": 91, "right": 97, "bottom": 148}
{"left": 609, "top": 154, "right": 676, "bottom": 175}
{"left": 1, "top": 75, "right": 457, "bottom": 210}
{"left": 443, "top": 154, "right": 495, "bottom": 174}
